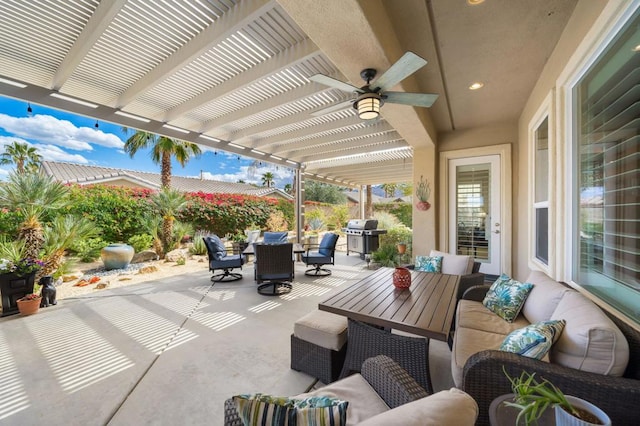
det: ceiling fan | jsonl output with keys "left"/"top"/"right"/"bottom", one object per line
{"left": 309, "top": 51, "right": 438, "bottom": 120}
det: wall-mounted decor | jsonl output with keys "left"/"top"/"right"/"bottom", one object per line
{"left": 416, "top": 175, "right": 431, "bottom": 211}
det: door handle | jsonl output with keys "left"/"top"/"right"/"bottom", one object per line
{"left": 493, "top": 230, "right": 500, "bottom": 234}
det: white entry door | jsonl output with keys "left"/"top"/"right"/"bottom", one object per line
{"left": 448, "top": 155, "right": 502, "bottom": 275}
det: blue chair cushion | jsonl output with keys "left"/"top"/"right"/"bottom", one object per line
{"left": 204, "top": 235, "right": 227, "bottom": 261}
{"left": 263, "top": 232, "right": 288, "bottom": 244}
{"left": 210, "top": 254, "right": 244, "bottom": 269}
{"left": 302, "top": 252, "right": 332, "bottom": 265}
{"left": 318, "top": 233, "right": 338, "bottom": 256}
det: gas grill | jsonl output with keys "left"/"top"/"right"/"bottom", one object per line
{"left": 343, "top": 219, "right": 387, "bottom": 259}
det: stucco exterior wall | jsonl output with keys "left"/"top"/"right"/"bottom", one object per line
{"left": 412, "top": 145, "right": 437, "bottom": 258}
{"left": 514, "top": 0, "right": 607, "bottom": 281}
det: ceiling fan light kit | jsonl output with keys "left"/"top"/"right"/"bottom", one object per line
{"left": 355, "top": 92, "right": 382, "bottom": 120}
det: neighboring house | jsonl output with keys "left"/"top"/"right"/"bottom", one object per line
{"left": 40, "top": 161, "right": 293, "bottom": 201}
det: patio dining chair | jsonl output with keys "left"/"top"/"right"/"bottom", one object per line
{"left": 203, "top": 235, "right": 245, "bottom": 282}
{"left": 254, "top": 243, "right": 294, "bottom": 295}
{"left": 302, "top": 232, "right": 339, "bottom": 276}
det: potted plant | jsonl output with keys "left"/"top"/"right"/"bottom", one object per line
{"left": 16, "top": 293, "right": 42, "bottom": 315}
{"left": 229, "top": 232, "right": 248, "bottom": 255}
{"left": 0, "top": 241, "right": 44, "bottom": 316}
{"left": 415, "top": 175, "right": 431, "bottom": 211}
{"left": 504, "top": 369, "right": 610, "bottom": 426}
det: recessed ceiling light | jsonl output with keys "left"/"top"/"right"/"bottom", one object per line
{"left": 467, "top": 0, "right": 485, "bottom": 5}
{"left": 469, "top": 82, "right": 484, "bottom": 90}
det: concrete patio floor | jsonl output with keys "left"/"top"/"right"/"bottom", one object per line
{"left": 0, "top": 253, "right": 454, "bottom": 425}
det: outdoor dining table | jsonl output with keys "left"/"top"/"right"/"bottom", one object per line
{"left": 242, "top": 242, "right": 305, "bottom": 261}
{"left": 318, "top": 267, "right": 460, "bottom": 393}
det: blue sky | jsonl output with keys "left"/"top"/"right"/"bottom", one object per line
{"left": 0, "top": 96, "right": 293, "bottom": 187}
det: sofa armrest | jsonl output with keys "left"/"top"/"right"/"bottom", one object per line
{"left": 360, "top": 355, "right": 429, "bottom": 409}
{"left": 463, "top": 349, "right": 640, "bottom": 426}
{"left": 461, "top": 284, "right": 491, "bottom": 302}
{"left": 458, "top": 273, "right": 485, "bottom": 300}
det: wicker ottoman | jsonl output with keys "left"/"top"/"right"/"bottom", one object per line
{"left": 291, "top": 310, "right": 348, "bottom": 384}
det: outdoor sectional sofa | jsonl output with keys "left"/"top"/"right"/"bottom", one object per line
{"left": 452, "top": 270, "right": 640, "bottom": 425}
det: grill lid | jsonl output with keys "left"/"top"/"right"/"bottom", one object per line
{"left": 346, "top": 219, "right": 379, "bottom": 230}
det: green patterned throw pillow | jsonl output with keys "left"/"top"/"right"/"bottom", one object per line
{"left": 482, "top": 274, "right": 534, "bottom": 322}
{"left": 500, "top": 319, "right": 566, "bottom": 359}
{"left": 233, "top": 393, "right": 348, "bottom": 426}
{"left": 415, "top": 255, "right": 443, "bottom": 273}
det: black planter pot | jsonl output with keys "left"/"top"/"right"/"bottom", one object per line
{"left": 0, "top": 272, "right": 36, "bottom": 317}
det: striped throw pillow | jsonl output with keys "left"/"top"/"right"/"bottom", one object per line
{"left": 233, "top": 393, "right": 348, "bottom": 426}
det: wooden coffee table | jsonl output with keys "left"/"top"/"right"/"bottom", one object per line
{"left": 318, "top": 267, "right": 460, "bottom": 392}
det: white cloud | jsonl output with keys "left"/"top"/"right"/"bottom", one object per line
{"left": 0, "top": 113, "right": 124, "bottom": 151}
{"left": 201, "top": 164, "right": 293, "bottom": 187}
{"left": 0, "top": 136, "right": 89, "bottom": 164}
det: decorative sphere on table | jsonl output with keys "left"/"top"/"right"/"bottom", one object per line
{"left": 392, "top": 267, "right": 411, "bottom": 289}
{"left": 101, "top": 244, "right": 135, "bottom": 270}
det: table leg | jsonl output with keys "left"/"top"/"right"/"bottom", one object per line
{"left": 339, "top": 319, "right": 433, "bottom": 394}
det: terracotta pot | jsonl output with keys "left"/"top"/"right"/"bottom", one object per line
{"left": 416, "top": 201, "right": 431, "bottom": 211}
{"left": 16, "top": 297, "right": 41, "bottom": 315}
{"left": 397, "top": 243, "right": 407, "bottom": 254}
{"left": 392, "top": 267, "right": 412, "bottom": 289}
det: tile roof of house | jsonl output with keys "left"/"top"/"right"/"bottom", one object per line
{"left": 40, "top": 161, "right": 293, "bottom": 200}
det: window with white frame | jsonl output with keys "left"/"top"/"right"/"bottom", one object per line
{"left": 534, "top": 117, "right": 549, "bottom": 265}
{"left": 573, "top": 8, "right": 639, "bottom": 320}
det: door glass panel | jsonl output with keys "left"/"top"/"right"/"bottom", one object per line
{"left": 456, "top": 164, "right": 490, "bottom": 261}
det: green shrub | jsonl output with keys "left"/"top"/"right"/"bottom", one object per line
{"left": 127, "top": 234, "right": 154, "bottom": 253}
{"left": 71, "top": 237, "right": 107, "bottom": 262}
{"left": 374, "top": 202, "right": 412, "bottom": 228}
{"left": 275, "top": 199, "right": 294, "bottom": 229}
{"left": 66, "top": 185, "right": 154, "bottom": 242}
{"left": 329, "top": 205, "right": 349, "bottom": 230}
{"left": 371, "top": 244, "right": 399, "bottom": 267}
{"left": 0, "top": 208, "right": 22, "bottom": 238}
{"left": 305, "top": 208, "right": 325, "bottom": 223}
{"left": 176, "top": 256, "right": 186, "bottom": 266}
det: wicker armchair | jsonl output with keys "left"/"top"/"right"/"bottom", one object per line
{"left": 460, "top": 285, "right": 640, "bottom": 426}
{"left": 224, "top": 356, "right": 426, "bottom": 425}
{"left": 254, "top": 243, "right": 294, "bottom": 295}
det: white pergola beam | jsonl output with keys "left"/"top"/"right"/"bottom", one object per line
{"left": 298, "top": 139, "right": 408, "bottom": 162}
{"left": 271, "top": 121, "right": 395, "bottom": 154}
{"left": 51, "top": 0, "right": 128, "bottom": 90}
{"left": 116, "top": 0, "right": 277, "bottom": 109}
{"left": 176, "top": 38, "right": 319, "bottom": 125}
{"left": 240, "top": 115, "right": 362, "bottom": 149}
{"left": 307, "top": 158, "right": 410, "bottom": 175}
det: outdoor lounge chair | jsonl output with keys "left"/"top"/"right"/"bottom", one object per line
{"left": 203, "top": 235, "right": 245, "bottom": 282}
{"left": 254, "top": 242, "right": 294, "bottom": 295}
{"left": 302, "top": 232, "right": 339, "bottom": 276}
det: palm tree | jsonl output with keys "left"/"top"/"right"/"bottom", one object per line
{"left": 261, "top": 172, "right": 275, "bottom": 188}
{"left": 0, "top": 173, "right": 70, "bottom": 259}
{"left": 380, "top": 183, "right": 398, "bottom": 198}
{"left": 122, "top": 130, "right": 202, "bottom": 189}
{"left": 148, "top": 188, "right": 187, "bottom": 258}
{"left": 0, "top": 141, "right": 42, "bottom": 174}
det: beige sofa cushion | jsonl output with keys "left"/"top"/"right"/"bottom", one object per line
{"left": 550, "top": 291, "right": 629, "bottom": 376}
{"left": 451, "top": 326, "right": 507, "bottom": 387}
{"left": 430, "top": 250, "right": 474, "bottom": 275}
{"left": 294, "top": 310, "right": 348, "bottom": 351}
{"left": 521, "top": 271, "right": 571, "bottom": 323}
{"left": 358, "top": 388, "right": 478, "bottom": 426}
{"left": 300, "top": 373, "right": 389, "bottom": 424}
{"left": 456, "top": 300, "right": 530, "bottom": 335}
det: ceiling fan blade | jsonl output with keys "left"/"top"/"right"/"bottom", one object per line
{"left": 372, "top": 51, "right": 428, "bottom": 92}
{"left": 310, "top": 99, "right": 354, "bottom": 117}
{"left": 383, "top": 92, "right": 438, "bottom": 108}
{"left": 309, "top": 74, "right": 363, "bottom": 94}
